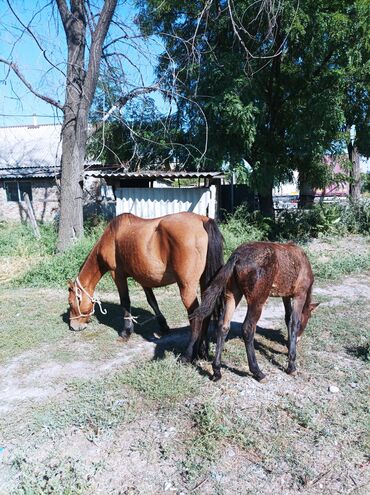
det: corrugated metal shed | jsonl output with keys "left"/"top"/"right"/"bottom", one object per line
{"left": 85, "top": 170, "right": 225, "bottom": 180}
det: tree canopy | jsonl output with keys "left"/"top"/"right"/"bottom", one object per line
{"left": 138, "top": 0, "right": 370, "bottom": 214}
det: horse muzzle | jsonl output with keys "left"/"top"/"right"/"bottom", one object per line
{"left": 69, "top": 320, "right": 88, "bottom": 332}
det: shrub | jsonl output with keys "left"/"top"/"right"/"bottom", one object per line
{"left": 14, "top": 219, "right": 111, "bottom": 288}
{"left": 220, "top": 206, "right": 269, "bottom": 256}
{"left": 0, "top": 221, "right": 57, "bottom": 257}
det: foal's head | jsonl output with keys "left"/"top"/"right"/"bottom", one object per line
{"left": 67, "top": 279, "right": 94, "bottom": 331}
{"left": 298, "top": 302, "right": 320, "bottom": 339}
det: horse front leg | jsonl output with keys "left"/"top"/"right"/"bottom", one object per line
{"left": 286, "top": 295, "right": 306, "bottom": 374}
{"left": 113, "top": 274, "right": 134, "bottom": 341}
{"left": 143, "top": 287, "right": 170, "bottom": 334}
{"left": 212, "top": 287, "right": 242, "bottom": 381}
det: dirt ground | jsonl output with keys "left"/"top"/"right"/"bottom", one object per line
{"left": 0, "top": 268, "right": 369, "bottom": 493}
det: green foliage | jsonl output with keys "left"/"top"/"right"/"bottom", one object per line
{"left": 274, "top": 199, "right": 370, "bottom": 241}
{"left": 361, "top": 173, "right": 370, "bottom": 194}
{"left": 139, "top": 0, "right": 370, "bottom": 208}
{"left": 0, "top": 222, "right": 56, "bottom": 257}
{"left": 220, "top": 205, "right": 270, "bottom": 257}
{"left": 14, "top": 219, "right": 111, "bottom": 288}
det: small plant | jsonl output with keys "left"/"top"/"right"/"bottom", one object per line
{"left": 183, "top": 402, "right": 228, "bottom": 481}
{"left": 121, "top": 355, "right": 203, "bottom": 403}
{"left": 220, "top": 205, "right": 269, "bottom": 256}
{"left": 12, "top": 455, "right": 99, "bottom": 494}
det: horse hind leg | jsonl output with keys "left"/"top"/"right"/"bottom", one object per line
{"left": 143, "top": 287, "right": 170, "bottom": 334}
{"left": 282, "top": 296, "right": 292, "bottom": 348}
{"left": 242, "top": 302, "right": 266, "bottom": 381}
{"left": 178, "top": 285, "right": 203, "bottom": 362}
{"left": 287, "top": 295, "right": 306, "bottom": 374}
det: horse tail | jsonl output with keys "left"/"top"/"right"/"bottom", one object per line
{"left": 193, "top": 252, "right": 238, "bottom": 320}
{"left": 200, "top": 218, "right": 224, "bottom": 319}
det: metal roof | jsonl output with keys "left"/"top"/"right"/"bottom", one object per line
{"left": 0, "top": 124, "right": 62, "bottom": 178}
{"left": 84, "top": 170, "right": 225, "bottom": 180}
{"left": 0, "top": 165, "right": 60, "bottom": 180}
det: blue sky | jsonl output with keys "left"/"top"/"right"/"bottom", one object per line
{"left": 0, "top": 1, "right": 165, "bottom": 127}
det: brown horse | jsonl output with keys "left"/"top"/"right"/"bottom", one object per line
{"left": 191, "top": 242, "right": 319, "bottom": 381}
{"left": 68, "top": 212, "right": 223, "bottom": 359}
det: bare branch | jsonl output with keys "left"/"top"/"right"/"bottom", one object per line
{"left": 55, "top": 0, "right": 71, "bottom": 33}
{"left": 6, "top": 0, "right": 65, "bottom": 78}
{"left": 0, "top": 57, "right": 63, "bottom": 110}
{"left": 84, "top": 0, "right": 118, "bottom": 104}
{"left": 88, "top": 85, "right": 159, "bottom": 137}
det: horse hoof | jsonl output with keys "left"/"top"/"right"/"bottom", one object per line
{"left": 286, "top": 366, "right": 297, "bottom": 375}
{"left": 117, "top": 335, "right": 130, "bottom": 343}
{"left": 212, "top": 372, "right": 222, "bottom": 382}
{"left": 254, "top": 372, "right": 267, "bottom": 382}
{"left": 179, "top": 354, "right": 191, "bottom": 365}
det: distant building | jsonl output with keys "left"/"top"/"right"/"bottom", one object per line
{"left": 0, "top": 123, "right": 62, "bottom": 222}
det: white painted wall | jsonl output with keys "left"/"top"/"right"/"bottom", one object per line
{"left": 116, "top": 186, "right": 216, "bottom": 218}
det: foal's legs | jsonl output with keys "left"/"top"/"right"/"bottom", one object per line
{"left": 286, "top": 294, "right": 306, "bottom": 374}
{"left": 242, "top": 300, "right": 267, "bottom": 381}
{"left": 212, "top": 287, "right": 243, "bottom": 381}
{"left": 143, "top": 287, "right": 170, "bottom": 334}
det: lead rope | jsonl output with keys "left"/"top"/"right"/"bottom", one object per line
{"left": 70, "top": 277, "right": 107, "bottom": 320}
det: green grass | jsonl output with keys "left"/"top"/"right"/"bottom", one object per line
{"left": 10, "top": 455, "right": 101, "bottom": 495}
{"left": 37, "top": 375, "right": 138, "bottom": 441}
{"left": 121, "top": 355, "right": 204, "bottom": 403}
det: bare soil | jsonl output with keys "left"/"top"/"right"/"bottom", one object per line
{"left": 0, "top": 270, "right": 369, "bottom": 493}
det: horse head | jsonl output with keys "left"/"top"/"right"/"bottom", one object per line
{"left": 298, "top": 302, "right": 320, "bottom": 340}
{"left": 67, "top": 278, "right": 94, "bottom": 331}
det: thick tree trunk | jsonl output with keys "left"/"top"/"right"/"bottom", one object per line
{"left": 57, "top": 110, "right": 88, "bottom": 251}
{"left": 258, "top": 188, "right": 274, "bottom": 218}
{"left": 56, "top": 0, "right": 117, "bottom": 252}
{"left": 298, "top": 175, "right": 316, "bottom": 208}
{"left": 348, "top": 141, "right": 361, "bottom": 201}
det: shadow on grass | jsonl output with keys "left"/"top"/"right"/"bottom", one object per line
{"left": 62, "top": 301, "right": 289, "bottom": 376}
{"left": 345, "top": 343, "right": 369, "bottom": 362}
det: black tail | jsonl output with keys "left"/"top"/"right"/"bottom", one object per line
{"left": 200, "top": 218, "right": 224, "bottom": 319}
{"left": 194, "top": 252, "right": 239, "bottom": 321}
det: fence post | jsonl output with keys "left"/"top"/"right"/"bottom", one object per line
{"left": 23, "top": 192, "right": 41, "bottom": 238}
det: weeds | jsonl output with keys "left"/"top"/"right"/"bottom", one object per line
{"left": 121, "top": 355, "right": 203, "bottom": 403}
{"left": 38, "top": 378, "right": 137, "bottom": 441}
{"left": 11, "top": 455, "right": 100, "bottom": 495}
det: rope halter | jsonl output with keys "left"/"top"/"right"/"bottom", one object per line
{"left": 69, "top": 277, "right": 107, "bottom": 320}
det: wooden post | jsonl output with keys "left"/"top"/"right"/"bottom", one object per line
{"left": 23, "top": 192, "right": 41, "bottom": 238}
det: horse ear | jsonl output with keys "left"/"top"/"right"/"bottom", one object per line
{"left": 309, "top": 302, "right": 320, "bottom": 312}
{"left": 67, "top": 279, "right": 74, "bottom": 289}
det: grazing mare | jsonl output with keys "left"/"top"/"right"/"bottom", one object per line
{"left": 191, "top": 242, "right": 319, "bottom": 381}
{"left": 68, "top": 212, "right": 223, "bottom": 359}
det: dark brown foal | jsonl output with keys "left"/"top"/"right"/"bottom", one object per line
{"left": 191, "top": 242, "right": 319, "bottom": 381}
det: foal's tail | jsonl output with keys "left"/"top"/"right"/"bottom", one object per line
{"left": 201, "top": 218, "right": 224, "bottom": 319}
{"left": 194, "top": 251, "right": 239, "bottom": 321}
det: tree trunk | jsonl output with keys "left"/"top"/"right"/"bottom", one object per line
{"left": 258, "top": 188, "right": 274, "bottom": 218}
{"left": 348, "top": 141, "right": 361, "bottom": 201}
{"left": 57, "top": 110, "right": 88, "bottom": 251}
{"left": 298, "top": 175, "right": 316, "bottom": 208}
{"left": 56, "top": 0, "right": 118, "bottom": 252}
{"left": 56, "top": 0, "right": 87, "bottom": 251}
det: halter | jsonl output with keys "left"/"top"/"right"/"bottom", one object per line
{"left": 70, "top": 277, "right": 107, "bottom": 320}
